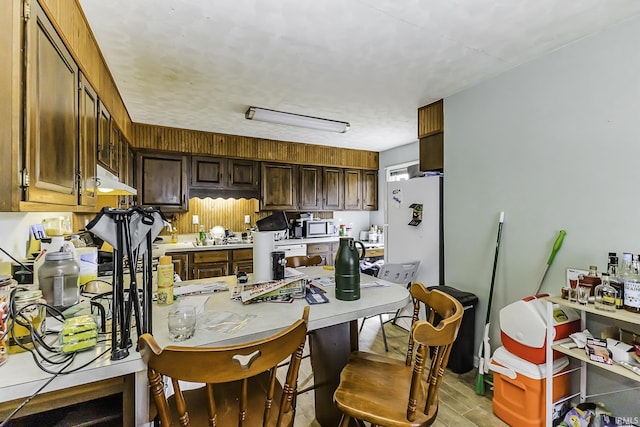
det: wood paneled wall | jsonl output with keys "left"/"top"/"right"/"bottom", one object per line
{"left": 39, "top": 0, "right": 132, "bottom": 139}
{"left": 418, "top": 99, "right": 444, "bottom": 138}
{"left": 132, "top": 123, "right": 379, "bottom": 170}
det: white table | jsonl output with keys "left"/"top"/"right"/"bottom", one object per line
{"left": 0, "top": 267, "right": 410, "bottom": 426}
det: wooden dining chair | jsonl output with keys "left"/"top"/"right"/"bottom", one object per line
{"left": 285, "top": 255, "right": 323, "bottom": 267}
{"left": 333, "top": 284, "right": 464, "bottom": 427}
{"left": 139, "top": 306, "right": 309, "bottom": 427}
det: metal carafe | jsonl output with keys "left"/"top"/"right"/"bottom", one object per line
{"left": 334, "top": 237, "right": 365, "bottom": 301}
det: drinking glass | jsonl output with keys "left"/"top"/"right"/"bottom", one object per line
{"left": 168, "top": 305, "right": 197, "bottom": 341}
{"left": 577, "top": 285, "right": 590, "bottom": 305}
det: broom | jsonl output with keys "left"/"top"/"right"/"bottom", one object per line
{"left": 475, "top": 211, "right": 505, "bottom": 396}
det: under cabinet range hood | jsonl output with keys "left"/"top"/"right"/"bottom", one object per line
{"left": 96, "top": 165, "right": 137, "bottom": 196}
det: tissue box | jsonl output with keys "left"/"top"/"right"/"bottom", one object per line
{"left": 606, "top": 338, "right": 635, "bottom": 363}
{"left": 585, "top": 337, "right": 613, "bottom": 365}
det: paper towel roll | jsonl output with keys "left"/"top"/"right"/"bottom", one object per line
{"left": 253, "top": 231, "right": 276, "bottom": 282}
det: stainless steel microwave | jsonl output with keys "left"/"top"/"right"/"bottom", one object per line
{"left": 294, "top": 219, "right": 334, "bottom": 238}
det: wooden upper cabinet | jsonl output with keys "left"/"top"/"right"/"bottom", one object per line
{"left": 322, "top": 167, "right": 344, "bottom": 211}
{"left": 418, "top": 99, "right": 444, "bottom": 138}
{"left": 344, "top": 169, "right": 362, "bottom": 210}
{"left": 97, "top": 101, "right": 113, "bottom": 172}
{"left": 190, "top": 156, "right": 259, "bottom": 199}
{"left": 25, "top": 2, "right": 79, "bottom": 206}
{"left": 261, "top": 163, "right": 297, "bottom": 210}
{"left": 298, "top": 165, "right": 323, "bottom": 211}
{"left": 419, "top": 132, "right": 444, "bottom": 172}
{"left": 137, "top": 151, "right": 189, "bottom": 212}
{"left": 191, "top": 156, "right": 226, "bottom": 188}
{"left": 78, "top": 72, "right": 98, "bottom": 209}
{"left": 229, "top": 159, "right": 259, "bottom": 191}
{"left": 362, "top": 170, "right": 378, "bottom": 211}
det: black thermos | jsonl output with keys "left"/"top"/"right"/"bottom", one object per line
{"left": 271, "top": 251, "right": 286, "bottom": 280}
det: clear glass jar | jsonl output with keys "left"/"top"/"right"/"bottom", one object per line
{"left": 7, "top": 289, "right": 46, "bottom": 354}
{"left": 38, "top": 251, "right": 80, "bottom": 308}
{"left": 0, "top": 276, "right": 16, "bottom": 365}
{"left": 594, "top": 273, "right": 617, "bottom": 312}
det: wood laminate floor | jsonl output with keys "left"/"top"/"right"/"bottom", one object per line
{"left": 291, "top": 314, "right": 508, "bottom": 427}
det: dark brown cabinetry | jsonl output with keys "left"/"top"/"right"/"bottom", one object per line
{"left": 344, "top": 169, "right": 361, "bottom": 210}
{"left": 166, "top": 252, "right": 190, "bottom": 282}
{"left": 261, "top": 163, "right": 298, "bottom": 210}
{"left": 190, "top": 156, "right": 259, "bottom": 199}
{"left": 78, "top": 72, "right": 98, "bottom": 209}
{"left": 362, "top": 170, "right": 378, "bottom": 211}
{"left": 322, "top": 167, "right": 344, "bottom": 211}
{"left": 165, "top": 248, "right": 253, "bottom": 280}
{"left": 193, "top": 251, "right": 230, "bottom": 279}
{"left": 97, "top": 101, "right": 116, "bottom": 174}
{"left": 231, "top": 248, "right": 253, "bottom": 274}
{"left": 25, "top": 2, "right": 79, "bottom": 206}
{"left": 298, "top": 165, "right": 323, "bottom": 211}
{"left": 418, "top": 99, "right": 444, "bottom": 172}
{"left": 136, "top": 151, "right": 189, "bottom": 212}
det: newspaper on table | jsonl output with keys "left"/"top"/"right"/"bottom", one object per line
{"left": 232, "top": 269, "right": 307, "bottom": 303}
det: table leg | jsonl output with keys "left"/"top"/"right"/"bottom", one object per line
{"left": 310, "top": 320, "right": 357, "bottom": 427}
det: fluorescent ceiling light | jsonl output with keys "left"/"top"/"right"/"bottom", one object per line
{"left": 245, "top": 107, "right": 350, "bottom": 133}
{"left": 97, "top": 166, "right": 137, "bottom": 196}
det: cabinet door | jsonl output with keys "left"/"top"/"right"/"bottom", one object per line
{"left": 362, "top": 170, "right": 378, "bottom": 211}
{"left": 229, "top": 159, "right": 259, "bottom": 191}
{"left": 78, "top": 72, "right": 98, "bottom": 209}
{"left": 419, "top": 132, "right": 444, "bottom": 172}
{"left": 344, "top": 169, "right": 362, "bottom": 210}
{"left": 166, "top": 252, "right": 191, "bottom": 281}
{"left": 193, "top": 263, "right": 229, "bottom": 279}
{"left": 232, "top": 260, "right": 253, "bottom": 274}
{"left": 109, "top": 122, "right": 121, "bottom": 175}
{"left": 137, "top": 152, "right": 189, "bottom": 212}
{"left": 25, "top": 2, "right": 79, "bottom": 206}
{"left": 322, "top": 167, "right": 344, "bottom": 210}
{"left": 298, "top": 165, "right": 323, "bottom": 211}
{"left": 97, "top": 101, "right": 113, "bottom": 172}
{"left": 191, "top": 156, "right": 227, "bottom": 188}
{"left": 261, "top": 163, "right": 297, "bottom": 210}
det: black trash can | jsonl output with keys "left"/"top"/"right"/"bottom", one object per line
{"left": 427, "top": 285, "right": 478, "bottom": 374}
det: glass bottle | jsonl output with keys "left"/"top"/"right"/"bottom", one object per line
{"left": 618, "top": 253, "right": 640, "bottom": 313}
{"left": 7, "top": 289, "right": 47, "bottom": 354}
{"left": 607, "top": 252, "right": 618, "bottom": 277}
{"left": 594, "top": 273, "right": 617, "bottom": 312}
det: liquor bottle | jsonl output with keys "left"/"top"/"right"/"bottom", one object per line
{"left": 594, "top": 273, "right": 617, "bottom": 312}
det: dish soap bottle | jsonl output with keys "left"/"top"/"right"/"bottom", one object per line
{"left": 170, "top": 225, "right": 179, "bottom": 243}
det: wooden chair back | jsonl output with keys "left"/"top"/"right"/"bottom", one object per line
{"left": 334, "top": 283, "right": 463, "bottom": 426}
{"left": 139, "top": 306, "right": 310, "bottom": 427}
{"left": 405, "top": 284, "right": 464, "bottom": 421}
{"left": 285, "top": 255, "right": 323, "bottom": 267}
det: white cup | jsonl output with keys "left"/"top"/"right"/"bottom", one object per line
{"left": 168, "top": 305, "right": 197, "bottom": 342}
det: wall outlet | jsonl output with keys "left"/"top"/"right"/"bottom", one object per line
{"left": 244, "top": 215, "right": 251, "bottom": 224}
{"left": 192, "top": 215, "right": 199, "bottom": 225}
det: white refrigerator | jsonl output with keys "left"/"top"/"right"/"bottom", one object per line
{"left": 384, "top": 175, "right": 441, "bottom": 288}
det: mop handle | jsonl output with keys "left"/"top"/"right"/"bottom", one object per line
{"left": 485, "top": 212, "right": 505, "bottom": 324}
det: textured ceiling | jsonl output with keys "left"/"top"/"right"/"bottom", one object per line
{"left": 78, "top": 0, "right": 640, "bottom": 152}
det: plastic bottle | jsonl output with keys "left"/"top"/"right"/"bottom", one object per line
{"left": 170, "top": 226, "right": 179, "bottom": 244}
{"left": 156, "top": 255, "right": 174, "bottom": 305}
